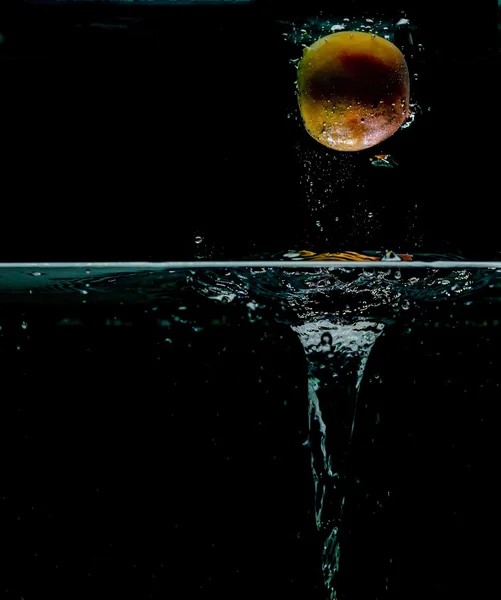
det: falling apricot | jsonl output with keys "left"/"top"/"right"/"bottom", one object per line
{"left": 297, "top": 31, "right": 410, "bottom": 152}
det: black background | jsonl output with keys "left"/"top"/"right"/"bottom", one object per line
{"left": 0, "top": 0, "right": 498, "bottom": 260}
{"left": 2, "top": 292, "right": 501, "bottom": 599}
{"left": 0, "top": 5, "right": 500, "bottom": 597}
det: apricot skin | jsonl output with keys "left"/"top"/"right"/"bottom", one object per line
{"left": 297, "top": 31, "right": 410, "bottom": 152}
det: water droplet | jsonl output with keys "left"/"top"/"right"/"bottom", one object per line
{"left": 366, "top": 18, "right": 374, "bottom": 23}
{"left": 30, "top": 272, "right": 42, "bottom": 277}
{"left": 315, "top": 220, "right": 322, "bottom": 227}
{"left": 194, "top": 236, "right": 203, "bottom": 245}
{"left": 80, "top": 290, "right": 88, "bottom": 295}
{"left": 382, "top": 250, "right": 401, "bottom": 261}
{"left": 413, "top": 73, "right": 418, "bottom": 80}
{"left": 370, "top": 154, "right": 398, "bottom": 168}
{"left": 21, "top": 321, "right": 28, "bottom": 330}
{"left": 401, "top": 299, "right": 410, "bottom": 310}
{"left": 343, "top": 18, "right": 350, "bottom": 22}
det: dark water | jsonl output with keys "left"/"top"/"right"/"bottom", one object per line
{"left": 2, "top": 261, "right": 501, "bottom": 599}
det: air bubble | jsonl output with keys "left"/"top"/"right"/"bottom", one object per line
{"left": 194, "top": 236, "right": 203, "bottom": 245}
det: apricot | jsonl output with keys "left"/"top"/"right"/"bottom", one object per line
{"left": 297, "top": 31, "right": 410, "bottom": 151}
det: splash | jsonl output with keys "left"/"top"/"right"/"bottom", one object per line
{"left": 293, "top": 319, "right": 384, "bottom": 598}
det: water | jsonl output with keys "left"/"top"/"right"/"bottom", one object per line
{"left": 2, "top": 259, "right": 500, "bottom": 598}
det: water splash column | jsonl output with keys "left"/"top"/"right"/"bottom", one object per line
{"left": 292, "top": 319, "right": 384, "bottom": 599}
